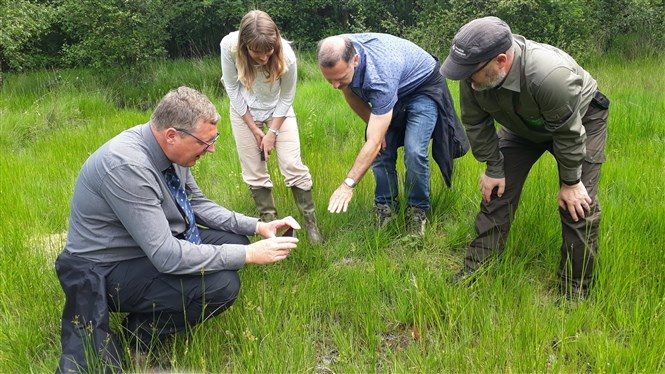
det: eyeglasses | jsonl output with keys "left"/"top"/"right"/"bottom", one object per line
{"left": 174, "top": 128, "right": 219, "bottom": 151}
{"left": 469, "top": 58, "right": 494, "bottom": 77}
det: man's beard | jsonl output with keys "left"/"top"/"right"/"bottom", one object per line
{"left": 472, "top": 69, "right": 507, "bottom": 91}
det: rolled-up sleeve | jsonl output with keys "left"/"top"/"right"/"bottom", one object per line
{"left": 536, "top": 67, "right": 586, "bottom": 183}
{"left": 100, "top": 164, "right": 247, "bottom": 275}
{"left": 460, "top": 81, "right": 504, "bottom": 178}
{"left": 220, "top": 34, "right": 248, "bottom": 116}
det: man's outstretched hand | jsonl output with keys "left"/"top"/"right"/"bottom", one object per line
{"left": 328, "top": 183, "right": 354, "bottom": 213}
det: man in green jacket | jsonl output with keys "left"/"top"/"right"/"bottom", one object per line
{"left": 441, "top": 16, "right": 609, "bottom": 299}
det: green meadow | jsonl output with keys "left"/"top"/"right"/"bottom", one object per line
{"left": 0, "top": 55, "right": 663, "bottom": 372}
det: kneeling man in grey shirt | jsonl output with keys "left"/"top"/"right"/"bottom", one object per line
{"left": 55, "top": 86, "right": 299, "bottom": 372}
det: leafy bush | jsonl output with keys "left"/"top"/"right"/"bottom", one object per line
{"left": 403, "top": 0, "right": 598, "bottom": 62}
{"left": 0, "top": 0, "right": 57, "bottom": 71}
{"left": 59, "top": 0, "right": 170, "bottom": 68}
{"left": 254, "top": 0, "right": 415, "bottom": 49}
{"left": 591, "top": 0, "right": 664, "bottom": 58}
{"left": 166, "top": 0, "right": 247, "bottom": 58}
{"left": 0, "top": 0, "right": 662, "bottom": 72}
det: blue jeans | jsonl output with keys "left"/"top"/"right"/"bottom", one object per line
{"left": 372, "top": 94, "right": 437, "bottom": 210}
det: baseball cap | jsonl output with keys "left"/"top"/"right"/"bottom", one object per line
{"left": 441, "top": 16, "right": 513, "bottom": 80}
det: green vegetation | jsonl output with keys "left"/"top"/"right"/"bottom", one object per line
{"left": 2, "top": 0, "right": 663, "bottom": 71}
{"left": 0, "top": 55, "right": 663, "bottom": 372}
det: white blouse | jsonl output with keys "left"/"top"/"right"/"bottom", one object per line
{"left": 220, "top": 31, "right": 297, "bottom": 122}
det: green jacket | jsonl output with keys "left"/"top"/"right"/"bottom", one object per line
{"left": 460, "top": 34, "right": 597, "bottom": 184}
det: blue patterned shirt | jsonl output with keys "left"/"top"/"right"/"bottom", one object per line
{"left": 346, "top": 33, "right": 436, "bottom": 115}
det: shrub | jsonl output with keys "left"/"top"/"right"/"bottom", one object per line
{"left": 0, "top": 0, "right": 57, "bottom": 72}
{"left": 0, "top": 0, "right": 662, "bottom": 72}
{"left": 59, "top": 0, "right": 170, "bottom": 69}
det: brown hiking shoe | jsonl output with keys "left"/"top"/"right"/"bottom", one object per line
{"left": 406, "top": 206, "right": 426, "bottom": 236}
{"left": 375, "top": 203, "right": 394, "bottom": 228}
{"left": 560, "top": 282, "right": 590, "bottom": 301}
{"left": 448, "top": 268, "right": 477, "bottom": 285}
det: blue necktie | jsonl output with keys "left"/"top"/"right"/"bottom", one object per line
{"left": 163, "top": 165, "right": 201, "bottom": 244}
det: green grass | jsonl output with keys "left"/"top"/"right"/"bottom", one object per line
{"left": 0, "top": 55, "right": 663, "bottom": 372}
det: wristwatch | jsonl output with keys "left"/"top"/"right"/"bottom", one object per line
{"left": 343, "top": 177, "right": 356, "bottom": 188}
{"left": 268, "top": 128, "right": 279, "bottom": 136}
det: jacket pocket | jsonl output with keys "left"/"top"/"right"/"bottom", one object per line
{"left": 582, "top": 105, "right": 608, "bottom": 164}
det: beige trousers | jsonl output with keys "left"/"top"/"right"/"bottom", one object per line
{"left": 230, "top": 109, "right": 313, "bottom": 190}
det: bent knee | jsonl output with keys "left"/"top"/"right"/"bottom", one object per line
{"left": 404, "top": 147, "right": 429, "bottom": 161}
{"left": 224, "top": 233, "right": 250, "bottom": 246}
{"left": 235, "top": 234, "right": 250, "bottom": 246}
{"left": 206, "top": 271, "right": 241, "bottom": 306}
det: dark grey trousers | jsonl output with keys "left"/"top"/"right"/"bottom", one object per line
{"left": 465, "top": 99, "right": 609, "bottom": 291}
{"left": 55, "top": 229, "right": 248, "bottom": 373}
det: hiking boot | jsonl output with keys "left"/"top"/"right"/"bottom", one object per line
{"left": 560, "top": 282, "right": 589, "bottom": 301}
{"left": 448, "top": 267, "right": 477, "bottom": 285}
{"left": 406, "top": 206, "right": 427, "bottom": 236}
{"left": 375, "top": 203, "right": 394, "bottom": 228}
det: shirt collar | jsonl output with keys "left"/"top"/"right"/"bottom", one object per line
{"left": 140, "top": 123, "right": 172, "bottom": 173}
{"left": 350, "top": 41, "right": 366, "bottom": 91}
{"left": 499, "top": 41, "right": 522, "bottom": 93}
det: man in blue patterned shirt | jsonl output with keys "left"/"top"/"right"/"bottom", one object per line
{"left": 317, "top": 33, "right": 467, "bottom": 236}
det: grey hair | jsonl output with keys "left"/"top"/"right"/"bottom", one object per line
{"left": 506, "top": 41, "right": 516, "bottom": 57}
{"left": 150, "top": 86, "right": 220, "bottom": 131}
{"left": 317, "top": 36, "right": 356, "bottom": 68}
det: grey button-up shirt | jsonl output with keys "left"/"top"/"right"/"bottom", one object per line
{"left": 460, "top": 35, "right": 597, "bottom": 183}
{"left": 65, "top": 123, "right": 258, "bottom": 274}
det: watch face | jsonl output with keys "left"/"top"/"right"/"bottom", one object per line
{"left": 344, "top": 178, "right": 355, "bottom": 187}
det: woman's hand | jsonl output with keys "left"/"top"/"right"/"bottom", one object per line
{"left": 252, "top": 126, "right": 265, "bottom": 149}
{"left": 261, "top": 131, "right": 277, "bottom": 160}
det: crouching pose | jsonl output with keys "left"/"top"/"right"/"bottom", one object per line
{"left": 55, "top": 86, "right": 299, "bottom": 372}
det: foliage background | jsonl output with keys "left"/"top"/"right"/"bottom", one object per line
{"left": 1, "top": 0, "right": 664, "bottom": 72}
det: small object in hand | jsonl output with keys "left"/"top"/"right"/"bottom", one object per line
{"left": 260, "top": 150, "right": 265, "bottom": 161}
{"left": 281, "top": 227, "right": 296, "bottom": 237}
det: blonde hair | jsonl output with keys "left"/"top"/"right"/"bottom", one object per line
{"left": 236, "top": 10, "right": 286, "bottom": 91}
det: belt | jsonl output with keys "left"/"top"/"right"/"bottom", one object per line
{"left": 591, "top": 90, "right": 610, "bottom": 110}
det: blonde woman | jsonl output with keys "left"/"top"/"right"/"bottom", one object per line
{"left": 220, "top": 10, "right": 321, "bottom": 243}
